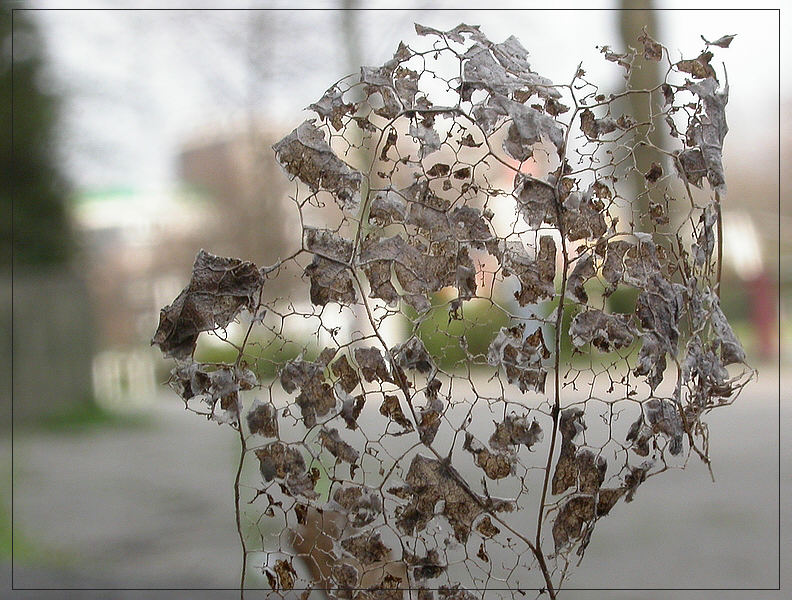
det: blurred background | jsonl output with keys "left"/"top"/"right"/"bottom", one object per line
{"left": 2, "top": 1, "right": 788, "bottom": 598}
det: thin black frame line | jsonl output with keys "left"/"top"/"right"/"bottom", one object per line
{"left": 8, "top": 5, "right": 783, "bottom": 594}
{"left": 9, "top": 588, "right": 786, "bottom": 592}
{"left": 776, "top": 5, "right": 782, "bottom": 593}
{"left": 10, "top": 4, "right": 15, "bottom": 593}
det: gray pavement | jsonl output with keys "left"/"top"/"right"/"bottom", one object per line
{"left": 2, "top": 369, "right": 790, "bottom": 599}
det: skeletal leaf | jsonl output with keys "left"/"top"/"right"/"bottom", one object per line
{"left": 152, "top": 250, "right": 263, "bottom": 359}
{"left": 570, "top": 310, "right": 636, "bottom": 352}
{"left": 488, "top": 324, "right": 550, "bottom": 393}
{"left": 272, "top": 120, "right": 363, "bottom": 211}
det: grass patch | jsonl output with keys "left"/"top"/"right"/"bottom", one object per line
{"left": 26, "top": 400, "right": 151, "bottom": 434}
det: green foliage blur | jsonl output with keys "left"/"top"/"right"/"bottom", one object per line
{"left": 2, "top": 8, "right": 74, "bottom": 270}
{"left": 404, "top": 296, "right": 511, "bottom": 371}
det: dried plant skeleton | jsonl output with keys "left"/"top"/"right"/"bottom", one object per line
{"left": 153, "top": 23, "right": 753, "bottom": 599}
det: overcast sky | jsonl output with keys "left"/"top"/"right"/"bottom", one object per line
{"left": 21, "top": 2, "right": 786, "bottom": 191}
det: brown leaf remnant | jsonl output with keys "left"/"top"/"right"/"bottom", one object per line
{"left": 488, "top": 324, "right": 550, "bottom": 393}
{"left": 391, "top": 454, "right": 513, "bottom": 543}
{"left": 638, "top": 28, "right": 663, "bottom": 61}
{"left": 319, "top": 428, "right": 360, "bottom": 464}
{"left": 152, "top": 250, "right": 263, "bottom": 359}
{"left": 272, "top": 120, "right": 363, "bottom": 211}
{"left": 247, "top": 400, "right": 279, "bottom": 438}
{"left": 380, "top": 395, "right": 414, "bottom": 433}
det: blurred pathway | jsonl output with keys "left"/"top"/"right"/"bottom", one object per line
{"left": 3, "top": 369, "right": 790, "bottom": 599}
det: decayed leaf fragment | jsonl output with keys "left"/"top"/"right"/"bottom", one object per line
{"left": 152, "top": 250, "right": 263, "bottom": 359}
{"left": 333, "top": 485, "right": 382, "bottom": 527}
{"left": 272, "top": 119, "right": 363, "bottom": 211}
{"left": 634, "top": 274, "right": 685, "bottom": 390}
{"left": 319, "top": 427, "right": 360, "bottom": 464}
{"left": 489, "top": 414, "right": 543, "bottom": 451}
{"left": 702, "top": 33, "right": 736, "bottom": 48}
{"left": 358, "top": 233, "right": 476, "bottom": 313}
{"left": 463, "top": 432, "right": 514, "bottom": 480}
{"left": 580, "top": 108, "right": 618, "bottom": 140}
{"left": 255, "top": 442, "right": 317, "bottom": 499}
{"left": 303, "top": 227, "right": 357, "bottom": 306}
{"left": 339, "top": 530, "right": 389, "bottom": 565}
{"left": 391, "top": 454, "right": 513, "bottom": 543}
{"left": 566, "top": 253, "right": 595, "bottom": 303}
{"left": 502, "top": 237, "right": 556, "bottom": 306}
{"left": 676, "top": 51, "right": 717, "bottom": 80}
{"left": 380, "top": 394, "right": 414, "bottom": 433}
{"left": 488, "top": 324, "right": 550, "bottom": 393}
{"left": 247, "top": 399, "right": 279, "bottom": 438}
{"left": 355, "top": 346, "right": 392, "bottom": 383}
{"left": 273, "top": 559, "right": 297, "bottom": 590}
{"left": 391, "top": 337, "right": 434, "bottom": 373}
{"left": 280, "top": 354, "right": 336, "bottom": 427}
{"left": 569, "top": 309, "right": 635, "bottom": 352}
{"left": 638, "top": 28, "right": 663, "bottom": 61}
{"left": 680, "top": 77, "right": 729, "bottom": 193}
{"left": 308, "top": 84, "right": 356, "bottom": 131}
